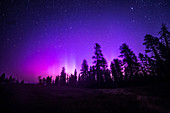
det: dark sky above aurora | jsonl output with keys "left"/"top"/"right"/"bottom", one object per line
{"left": 0, "top": 0, "right": 170, "bottom": 82}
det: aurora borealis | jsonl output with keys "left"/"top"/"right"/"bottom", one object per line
{"left": 0, "top": 0, "right": 170, "bottom": 82}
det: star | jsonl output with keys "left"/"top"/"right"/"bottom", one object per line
{"left": 69, "top": 26, "right": 73, "bottom": 29}
{"left": 131, "top": 20, "right": 135, "bottom": 23}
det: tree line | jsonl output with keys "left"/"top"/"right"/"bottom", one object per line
{"left": 38, "top": 24, "right": 170, "bottom": 88}
{"left": 0, "top": 73, "right": 24, "bottom": 85}
{"left": 1, "top": 24, "right": 169, "bottom": 88}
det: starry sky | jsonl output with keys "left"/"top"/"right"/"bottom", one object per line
{"left": 0, "top": 0, "right": 170, "bottom": 82}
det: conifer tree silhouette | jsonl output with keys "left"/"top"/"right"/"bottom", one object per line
{"left": 143, "top": 34, "right": 166, "bottom": 76}
{"left": 110, "top": 59, "right": 123, "bottom": 82}
{"left": 73, "top": 69, "right": 77, "bottom": 86}
{"left": 92, "top": 43, "right": 107, "bottom": 88}
{"left": 0, "top": 73, "right": 6, "bottom": 84}
{"left": 159, "top": 24, "right": 170, "bottom": 50}
{"left": 104, "top": 69, "right": 113, "bottom": 88}
{"left": 119, "top": 43, "right": 139, "bottom": 80}
{"left": 60, "top": 67, "right": 66, "bottom": 86}
{"left": 80, "top": 59, "right": 89, "bottom": 86}
{"left": 158, "top": 24, "right": 170, "bottom": 77}
{"left": 38, "top": 76, "right": 43, "bottom": 85}
{"left": 55, "top": 76, "right": 59, "bottom": 86}
{"left": 138, "top": 53, "right": 148, "bottom": 77}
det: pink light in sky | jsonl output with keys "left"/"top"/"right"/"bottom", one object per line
{"left": 1, "top": 0, "right": 168, "bottom": 83}
{"left": 22, "top": 46, "right": 78, "bottom": 82}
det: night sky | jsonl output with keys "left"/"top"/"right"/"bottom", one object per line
{"left": 0, "top": 0, "right": 170, "bottom": 82}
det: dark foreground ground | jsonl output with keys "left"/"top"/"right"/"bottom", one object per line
{"left": 0, "top": 83, "right": 170, "bottom": 113}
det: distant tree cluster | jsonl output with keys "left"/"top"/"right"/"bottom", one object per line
{"left": 36, "top": 23, "right": 169, "bottom": 88}
{"left": 0, "top": 73, "right": 24, "bottom": 85}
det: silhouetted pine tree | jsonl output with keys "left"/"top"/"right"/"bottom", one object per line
{"left": 104, "top": 69, "right": 113, "bottom": 88}
{"left": 16, "top": 80, "right": 19, "bottom": 84}
{"left": 88, "top": 66, "right": 96, "bottom": 88}
{"left": 0, "top": 73, "right": 6, "bottom": 84}
{"left": 145, "top": 55, "right": 157, "bottom": 76}
{"left": 110, "top": 61, "right": 117, "bottom": 81}
{"left": 38, "top": 76, "right": 43, "bottom": 85}
{"left": 69, "top": 74, "right": 74, "bottom": 86}
{"left": 80, "top": 59, "right": 88, "bottom": 86}
{"left": 68, "top": 69, "right": 77, "bottom": 87}
{"left": 159, "top": 24, "right": 170, "bottom": 50}
{"left": 158, "top": 24, "right": 170, "bottom": 77}
{"left": 138, "top": 53, "right": 148, "bottom": 77}
{"left": 92, "top": 43, "right": 107, "bottom": 88}
{"left": 55, "top": 76, "right": 59, "bottom": 86}
{"left": 100, "top": 57, "right": 108, "bottom": 70}
{"left": 143, "top": 34, "right": 166, "bottom": 76}
{"left": 8, "top": 76, "right": 12, "bottom": 83}
{"left": 11, "top": 77, "right": 15, "bottom": 84}
{"left": 110, "top": 59, "right": 123, "bottom": 82}
{"left": 119, "top": 43, "right": 139, "bottom": 80}
{"left": 66, "top": 74, "right": 69, "bottom": 84}
{"left": 60, "top": 67, "right": 66, "bottom": 86}
{"left": 74, "top": 69, "right": 77, "bottom": 86}
{"left": 92, "top": 43, "right": 106, "bottom": 70}
{"left": 20, "top": 80, "right": 24, "bottom": 85}
{"left": 78, "top": 74, "right": 81, "bottom": 86}
{"left": 46, "top": 76, "right": 52, "bottom": 85}
{"left": 43, "top": 78, "right": 46, "bottom": 85}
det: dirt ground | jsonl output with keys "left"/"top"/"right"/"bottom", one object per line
{"left": 0, "top": 83, "right": 170, "bottom": 113}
